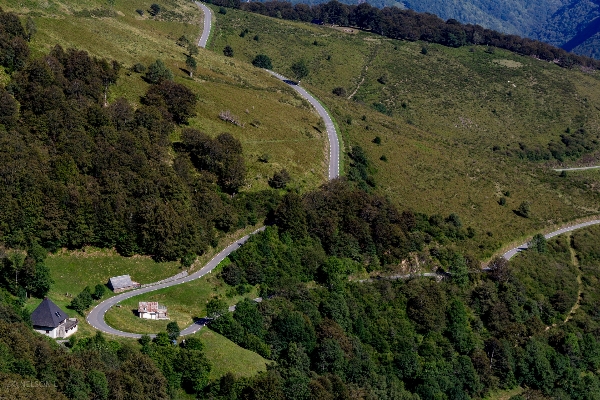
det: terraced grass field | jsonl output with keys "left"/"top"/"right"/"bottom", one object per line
{"left": 209, "top": 7, "right": 600, "bottom": 257}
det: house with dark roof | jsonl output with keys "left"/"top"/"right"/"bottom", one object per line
{"left": 107, "top": 274, "right": 139, "bottom": 293}
{"left": 138, "top": 301, "right": 169, "bottom": 320}
{"left": 31, "top": 297, "right": 78, "bottom": 339}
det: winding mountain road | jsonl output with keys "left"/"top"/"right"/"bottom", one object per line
{"left": 502, "top": 220, "right": 600, "bottom": 260}
{"left": 195, "top": 1, "right": 212, "bottom": 48}
{"left": 88, "top": 3, "right": 600, "bottom": 338}
{"left": 265, "top": 70, "right": 340, "bottom": 179}
{"left": 88, "top": 3, "right": 341, "bottom": 338}
{"left": 86, "top": 228, "right": 264, "bottom": 338}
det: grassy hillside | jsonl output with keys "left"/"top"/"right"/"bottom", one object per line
{"left": 194, "top": 328, "right": 269, "bottom": 380}
{"left": 210, "top": 7, "right": 600, "bottom": 257}
{"left": 3, "top": 0, "right": 327, "bottom": 192}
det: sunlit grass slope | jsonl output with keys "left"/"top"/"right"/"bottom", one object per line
{"left": 210, "top": 7, "right": 600, "bottom": 257}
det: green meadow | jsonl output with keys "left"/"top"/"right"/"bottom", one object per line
{"left": 194, "top": 328, "right": 269, "bottom": 380}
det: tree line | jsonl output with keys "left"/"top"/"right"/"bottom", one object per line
{"left": 208, "top": 0, "right": 600, "bottom": 70}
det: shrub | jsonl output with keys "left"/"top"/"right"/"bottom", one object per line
{"left": 290, "top": 60, "right": 309, "bottom": 80}
{"left": 149, "top": 4, "right": 161, "bottom": 16}
{"left": 517, "top": 201, "right": 531, "bottom": 218}
{"left": 132, "top": 63, "right": 146, "bottom": 73}
{"left": 176, "top": 35, "right": 190, "bottom": 47}
{"left": 145, "top": 80, "right": 197, "bottom": 124}
{"left": 252, "top": 54, "right": 272, "bottom": 69}
{"left": 136, "top": 9, "right": 144, "bottom": 16}
{"left": 372, "top": 102, "right": 390, "bottom": 115}
{"left": 181, "top": 253, "right": 196, "bottom": 268}
{"left": 144, "top": 59, "right": 173, "bottom": 83}
{"left": 373, "top": 136, "right": 381, "bottom": 145}
{"left": 269, "top": 169, "right": 291, "bottom": 189}
{"left": 529, "top": 234, "right": 547, "bottom": 253}
{"left": 219, "top": 7, "right": 227, "bottom": 14}
{"left": 92, "top": 284, "right": 105, "bottom": 300}
{"left": 332, "top": 87, "right": 346, "bottom": 97}
{"left": 223, "top": 45, "right": 234, "bottom": 57}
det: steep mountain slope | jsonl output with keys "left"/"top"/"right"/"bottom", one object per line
{"left": 210, "top": 6, "right": 600, "bottom": 257}
{"left": 540, "top": 0, "right": 600, "bottom": 58}
{"left": 401, "top": 0, "right": 568, "bottom": 37}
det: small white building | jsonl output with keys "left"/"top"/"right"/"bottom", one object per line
{"left": 31, "top": 297, "right": 78, "bottom": 339}
{"left": 107, "top": 274, "right": 139, "bottom": 293}
{"left": 138, "top": 302, "right": 169, "bottom": 320}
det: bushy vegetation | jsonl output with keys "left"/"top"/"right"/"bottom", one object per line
{"left": 0, "top": 244, "right": 52, "bottom": 300}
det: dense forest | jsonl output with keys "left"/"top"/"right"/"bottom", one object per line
{"left": 204, "top": 193, "right": 600, "bottom": 399}
{"left": 0, "top": 7, "right": 279, "bottom": 264}
{"left": 209, "top": 0, "right": 600, "bottom": 70}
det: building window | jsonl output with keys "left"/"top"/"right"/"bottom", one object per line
{"left": 45, "top": 330, "right": 50, "bottom": 334}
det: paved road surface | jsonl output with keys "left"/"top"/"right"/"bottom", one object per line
{"left": 502, "top": 220, "right": 600, "bottom": 260}
{"left": 195, "top": 1, "right": 212, "bottom": 48}
{"left": 86, "top": 228, "right": 264, "bottom": 338}
{"left": 265, "top": 70, "right": 340, "bottom": 179}
{"left": 553, "top": 166, "right": 600, "bottom": 172}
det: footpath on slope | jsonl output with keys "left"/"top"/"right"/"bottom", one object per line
{"left": 565, "top": 233, "right": 582, "bottom": 324}
{"left": 553, "top": 166, "right": 600, "bottom": 172}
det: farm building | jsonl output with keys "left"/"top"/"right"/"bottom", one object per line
{"left": 107, "top": 274, "right": 139, "bottom": 293}
{"left": 31, "top": 297, "right": 78, "bottom": 339}
{"left": 138, "top": 302, "right": 169, "bottom": 320}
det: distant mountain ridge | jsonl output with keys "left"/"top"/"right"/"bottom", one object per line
{"left": 256, "top": 0, "right": 600, "bottom": 58}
